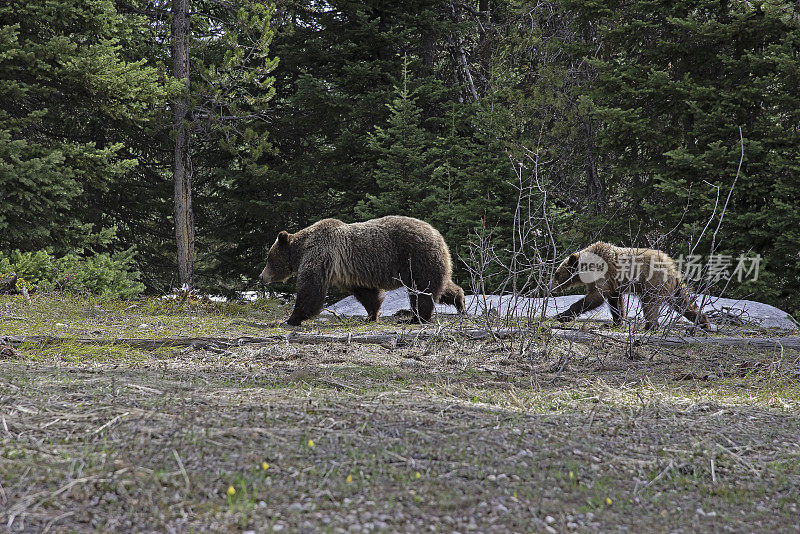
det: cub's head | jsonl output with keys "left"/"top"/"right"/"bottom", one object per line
{"left": 259, "top": 231, "right": 294, "bottom": 283}
{"left": 550, "top": 249, "right": 608, "bottom": 292}
{"left": 550, "top": 253, "right": 581, "bottom": 292}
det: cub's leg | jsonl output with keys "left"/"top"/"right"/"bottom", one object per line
{"left": 607, "top": 290, "right": 625, "bottom": 326}
{"left": 556, "top": 290, "right": 605, "bottom": 323}
{"left": 287, "top": 269, "right": 329, "bottom": 326}
{"left": 671, "top": 283, "right": 712, "bottom": 331}
{"left": 681, "top": 304, "right": 711, "bottom": 331}
{"left": 352, "top": 287, "right": 384, "bottom": 322}
{"left": 640, "top": 295, "right": 661, "bottom": 330}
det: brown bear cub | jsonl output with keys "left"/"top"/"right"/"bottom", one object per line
{"left": 550, "top": 242, "right": 711, "bottom": 331}
{"left": 260, "top": 216, "right": 466, "bottom": 326}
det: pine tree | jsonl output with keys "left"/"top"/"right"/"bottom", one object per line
{"left": 356, "top": 57, "right": 437, "bottom": 220}
{"left": 0, "top": 0, "right": 168, "bottom": 252}
{"left": 191, "top": 0, "right": 279, "bottom": 292}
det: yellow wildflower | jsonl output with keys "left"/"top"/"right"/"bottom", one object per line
{"left": 227, "top": 485, "right": 236, "bottom": 497}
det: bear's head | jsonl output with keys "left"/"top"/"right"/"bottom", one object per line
{"left": 550, "top": 249, "right": 609, "bottom": 292}
{"left": 550, "top": 253, "right": 581, "bottom": 292}
{"left": 259, "top": 231, "right": 294, "bottom": 283}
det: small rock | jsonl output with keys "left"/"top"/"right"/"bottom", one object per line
{"left": 272, "top": 525, "right": 284, "bottom": 532}
{"left": 545, "top": 516, "right": 556, "bottom": 524}
{"left": 567, "top": 522, "right": 578, "bottom": 529}
{"left": 545, "top": 527, "right": 557, "bottom": 534}
{"left": 494, "top": 504, "right": 509, "bottom": 514}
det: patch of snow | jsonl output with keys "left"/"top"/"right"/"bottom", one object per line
{"left": 323, "top": 287, "right": 797, "bottom": 330}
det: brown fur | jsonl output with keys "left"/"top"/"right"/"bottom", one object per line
{"left": 260, "top": 216, "right": 465, "bottom": 325}
{"left": 439, "top": 279, "right": 466, "bottom": 313}
{"left": 551, "top": 242, "right": 711, "bottom": 331}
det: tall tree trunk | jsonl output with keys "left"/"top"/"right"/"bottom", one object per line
{"left": 448, "top": 1, "right": 478, "bottom": 103}
{"left": 479, "top": 0, "right": 490, "bottom": 39}
{"left": 172, "top": 0, "right": 194, "bottom": 289}
{"left": 583, "top": 118, "right": 605, "bottom": 213}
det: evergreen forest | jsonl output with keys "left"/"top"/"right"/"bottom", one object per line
{"left": 2, "top": 0, "right": 799, "bottom": 317}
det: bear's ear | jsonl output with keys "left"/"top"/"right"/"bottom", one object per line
{"left": 277, "top": 230, "right": 290, "bottom": 245}
{"left": 567, "top": 253, "right": 579, "bottom": 267}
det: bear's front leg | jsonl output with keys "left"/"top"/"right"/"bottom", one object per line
{"left": 287, "top": 269, "right": 330, "bottom": 326}
{"left": 555, "top": 290, "right": 605, "bottom": 323}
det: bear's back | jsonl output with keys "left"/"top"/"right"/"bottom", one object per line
{"left": 326, "top": 216, "right": 451, "bottom": 291}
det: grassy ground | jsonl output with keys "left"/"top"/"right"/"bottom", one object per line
{"left": 1, "top": 293, "right": 799, "bottom": 532}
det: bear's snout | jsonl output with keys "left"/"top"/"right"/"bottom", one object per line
{"left": 550, "top": 273, "right": 565, "bottom": 292}
{"left": 259, "top": 266, "right": 272, "bottom": 283}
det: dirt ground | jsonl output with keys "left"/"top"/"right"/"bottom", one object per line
{"left": 1, "top": 294, "right": 799, "bottom": 533}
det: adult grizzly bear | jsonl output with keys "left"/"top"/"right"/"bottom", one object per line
{"left": 550, "top": 242, "right": 711, "bottom": 331}
{"left": 259, "top": 216, "right": 465, "bottom": 326}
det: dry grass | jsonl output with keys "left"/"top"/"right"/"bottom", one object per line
{"left": 1, "top": 293, "right": 799, "bottom": 532}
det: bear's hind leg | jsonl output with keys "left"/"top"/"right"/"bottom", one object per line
{"left": 409, "top": 292, "right": 435, "bottom": 323}
{"left": 352, "top": 287, "right": 384, "bottom": 321}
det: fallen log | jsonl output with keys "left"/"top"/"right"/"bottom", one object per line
{"left": 550, "top": 329, "right": 800, "bottom": 350}
{"left": 2, "top": 329, "right": 799, "bottom": 351}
